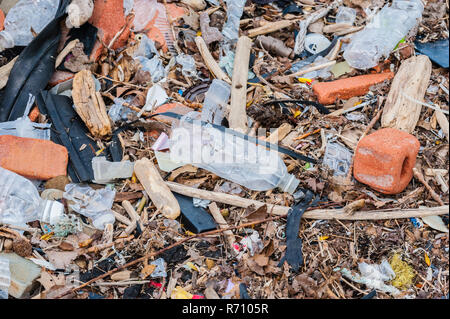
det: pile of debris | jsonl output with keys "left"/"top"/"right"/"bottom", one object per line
{"left": 0, "top": 0, "right": 448, "bottom": 299}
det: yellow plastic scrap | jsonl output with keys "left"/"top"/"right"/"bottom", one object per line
{"left": 297, "top": 77, "right": 312, "bottom": 84}
{"left": 319, "top": 236, "right": 329, "bottom": 241}
{"left": 389, "top": 253, "right": 415, "bottom": 290}
{"left": 293, "top": 110, "right": 302, "bottom": 118}
{"left": 424, "top": 252, "right": 431, "bottom": 266}
{"left": 171, "top": 286, "right": 193, "bottom": 299}
{"left": 185, "top": 262, "right": 198, "bottom": 272}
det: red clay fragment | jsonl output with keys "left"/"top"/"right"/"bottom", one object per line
{"left": 353, "top": 128, "right": 420, "bottom": 195}
{"left": 0, "top": 135, "right": 68, "bottom": 180}
{"left": 89, "top": 0, "right": 130, "bottom": 60}
{"left": 312, "top": 72, "right": 394, "bottom": 105}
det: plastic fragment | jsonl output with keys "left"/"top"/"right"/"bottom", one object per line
{"left": 152, "top": 132, "right": 170, "bottom": 151}
{"left": 63, "top": 183, "right": 116, "bottom": 230}
{"left": 323, "top": 142, "right": 353, "bottom": 176}
{"left": 150, "top": 258, "right": 167, "bottom": 278}
{"left": 414, "top": 39, "right": 449, "bottom": 69}
{"left": 335, "top": 6, "right": 356, "bottom": 25}
{"left": 92, "top": 156, "right": 134, "bottom": 184}
{"left": 171, "top": 286, "right": 194, "bottom": 299}
{"left": 335, "top": 260, "right": 400, "bottom": 296}
{"left": 304, "top": 33, "right": 331, "bottom": 55}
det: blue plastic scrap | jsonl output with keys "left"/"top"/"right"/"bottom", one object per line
{"left": 414, "top": 39, "right": 449, "bottom": 68}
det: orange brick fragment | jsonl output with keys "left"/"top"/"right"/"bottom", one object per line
{"left": 353, "top": 128, "right": 420, "bottom": 194}
{"left": 0, "top": 135, "right": 68, "bottom": 180}
{"left": 28, "top": 106, "right": 40, "bottom": 122}
{"left": 89, "top": 0, "right": 131, "bottom": 60}
{"left": 154, "top": 103, "right": 193, "bottom": 124}
{"left": 0, "top": 9, "right": 5, "bottom": 31}
{"left": 312, "top": 72, "right": 394, "bottom": 105}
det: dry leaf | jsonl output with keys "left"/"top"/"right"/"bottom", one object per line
{"left": 243, "top": 205, "right": 268, "bottom": 222}
{"left": 253, "top": 254, "right": 269, "bottom": 267}
{"left": 45, "top": 251, "right": 79, "bottom": 270}
{"left": 141, "top": 264, "right": 156, "bottom": 279}
{"left": 111, "top": 270, "right": 132, "bottom": 281}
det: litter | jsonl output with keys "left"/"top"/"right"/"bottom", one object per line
{"left": 63, "top": 183, "right": 116, "bottom": 230}
{"left": 0, "top": 0, "right": 447, "bottom": 301}
{"left": 343, "top": 0, "right": 424, "bottom": 69}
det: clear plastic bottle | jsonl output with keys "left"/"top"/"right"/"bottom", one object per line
{"left": 169, "top": 112, "right": 300, "bottom": 194}
{"left": 201, "top": 79, "right": 231, "bottom": 125}
{"left": 63, "top": 183, "right": 115, "bottom": 230}
{"left": 222, "top": 0, "right": 246, "bottom": 42}
{"left": 343, "top": 0, "right": 424, "bottom": 70}
{"left": 0, "top": 166, "right": 65, "bottom": 226}
{"left": 0, "top": 0, "right": 59, "bottom": 51}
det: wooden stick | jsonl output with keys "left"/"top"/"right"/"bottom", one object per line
{"left": 434, "top": 104, "right": 449, "bottom": 142}
{"left": 246, "top": 20, "right": 296, "bottom": 38}
{"left": 381, "top": 55, "right": 432, "bottom": 133}
{"left": 208, "top": 202, "right": 237, "bottom": 255}
{"left": 122, "top": 200, "right": 144, "bottom": 230}
{"left": 229, "top": 36, "right": 252, "bottom": 132}
{"left": 413, "top": 167, "right": 445, "bottom": 206}
{"left": 134, "top": 158, "right": 180, "bottom": 219}
{"left": 194, "top": 36, "right": 231, "bottom": 84}
{"left": 165, "top": 181, "right": 448, "bottom": 220}
{"left": 113, "top": 211, "right": 132, "bottom": 226}
{"left": 265, "top": 123, "right": 293, "bottom": 144}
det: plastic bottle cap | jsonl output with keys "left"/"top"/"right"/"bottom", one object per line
{"left": 304, "top": 33, "right": 331, "bottom": 55}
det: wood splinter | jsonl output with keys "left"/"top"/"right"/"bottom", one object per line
{"left": 72, "top": 69, "right": 112, "bottom": 138}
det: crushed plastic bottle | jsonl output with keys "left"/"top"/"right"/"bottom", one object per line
{"left": 0, "top": 166, "right": 65, "bottom": 227}
{"left": 335, "top": 6, "right": 357, "bottom": 25}
{"left": 0, "top": 0, "right": 59, "bottom": 51}
{"left": 343, "top": 0, "right": 424, "bottom": 69}
{"left": 63, "top": 184, "right": 115, "bottom": 230}
{"left": 200, "top": 79, "right": 231, "bottom": 125}
{"left": 0, "top": 95, "right": 51, "bottom": 140}
{"left": 0, "top": 256, "right": 10, "bottom": 299}
{"left": 92, "top": 157, "right": 135, "bottom": 184}
{"left": 170, "top": 112, "right": 300, "bottom": 193}
{"left": 222, "top": 0, "right": 246, "bottom": 42}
